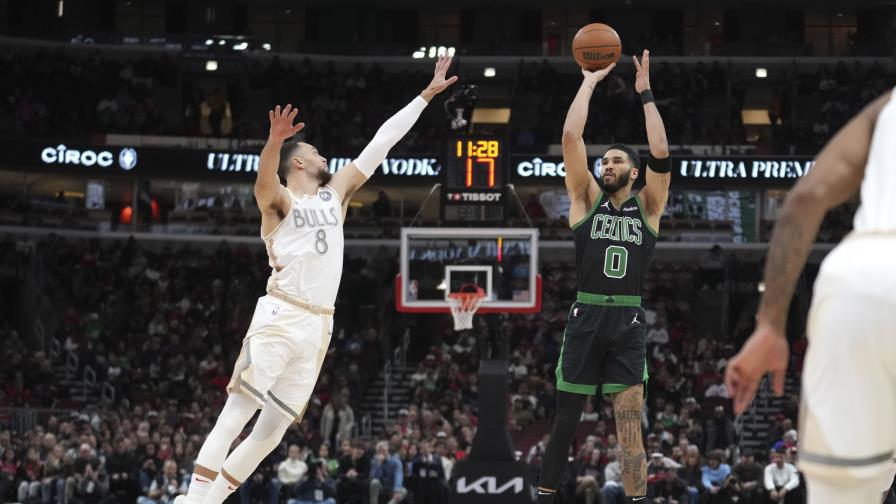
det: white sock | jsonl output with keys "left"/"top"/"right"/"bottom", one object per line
{"left": 183, "top": 473, "right": 213, "bottom": 503}
{"left": 203, "top": 474, "right": 240, "bottom": 504}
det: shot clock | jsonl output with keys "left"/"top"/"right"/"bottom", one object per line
{"left": 442, "top": 137, "right": 508, "bottom": 224}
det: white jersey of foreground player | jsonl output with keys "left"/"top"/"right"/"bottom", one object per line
{"left": 263, "top": 185, "right": 344, "bottom": 308}
{"left": 799, "top": 89, "right": 896, "bottom": 502}
{"left": 853, "top": 90, "right": 896, "bottom": 232}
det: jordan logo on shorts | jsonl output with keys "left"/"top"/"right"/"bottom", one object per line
{"left": 631, "top": 313, "right": 640, "bottom": 325}
{"left": 573, "top": 307, "right": 579, "bottom": 317}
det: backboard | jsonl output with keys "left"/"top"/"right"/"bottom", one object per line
{"left": 395, "top": 227, "right": 541, "bottom": 314}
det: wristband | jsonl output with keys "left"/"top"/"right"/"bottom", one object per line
{"left": 647, "top": 154, "right": 671, "bottom": 173}
{"left": 640, "top": 89, "right": 655, "bottom": 105}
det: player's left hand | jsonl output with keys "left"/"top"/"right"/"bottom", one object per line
{"left": 633, "top": 49, "right": 651, "bottom": 93}
{"left": 422, "top": 54, "right": 459, "bottom": 100}
{"left": 725, "top": 323, "right": 790, "bottom": 415}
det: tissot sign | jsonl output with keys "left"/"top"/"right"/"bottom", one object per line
{"left": 511, "top": 155, "right": 815, "bottom": 185}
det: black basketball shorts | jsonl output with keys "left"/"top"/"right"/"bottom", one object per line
{"left": 554, "top": 292, "right": 649, "bottom": 396}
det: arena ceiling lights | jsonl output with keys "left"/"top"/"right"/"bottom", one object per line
{"left": 199, "top": 36, "right": 272, "bottom": 53}
{"left": 412, "top": 46, "right": 456, "bottom": 59}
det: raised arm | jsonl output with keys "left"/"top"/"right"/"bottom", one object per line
{"left": 328, "top": 55, "right": 458, "bottom": 205}
{"left": 255, "top": 104, "right": 304, "bottom": 213}
{"left": 633, "top": 50, "right": 671, "bottom": 221}
{"left": 725, "top": 91, "right": 891, "bottom": 415}
{"left": 563, "top": 63, "right": 616, "bottom": 227}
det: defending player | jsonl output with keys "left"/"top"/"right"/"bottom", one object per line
{"left": 725, "top": 88, "right": 895, "bottom": 504}
{"left": 536, "top": 50, "right": 671, "bottom": 504}
{"left": 176, "top": 56, "right": 457, "bottom": 504}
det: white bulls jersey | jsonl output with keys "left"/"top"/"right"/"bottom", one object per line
{"left": 797, "top": 91, "right": 896, "bottom": 490}
{"left": 263, "top": 185, "right": 344, "bottom": 307}
{"left": 854, "top": 90, "right": 896, "bottom": 232}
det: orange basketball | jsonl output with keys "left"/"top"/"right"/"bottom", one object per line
{"left": 572, "top": 23, "right": 621, "bottom": 71}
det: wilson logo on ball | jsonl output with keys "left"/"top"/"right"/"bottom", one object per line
{"left": 583, "top": 52, "right": 616, "bottom": 61}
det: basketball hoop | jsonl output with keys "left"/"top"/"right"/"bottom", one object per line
{"left": 447, "top": 285, "right": 486, "bottom": 331}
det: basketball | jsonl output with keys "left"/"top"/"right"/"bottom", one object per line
{"left": 572, "top": 23, "right": 621, "bottom": 71}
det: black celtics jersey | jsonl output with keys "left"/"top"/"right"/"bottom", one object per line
{"left": 572, "top": 191, "right": 657, "bottom": 297}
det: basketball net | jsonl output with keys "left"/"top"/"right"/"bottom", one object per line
{"left": 447, "top": 289, "right": 486, "bottom": 331}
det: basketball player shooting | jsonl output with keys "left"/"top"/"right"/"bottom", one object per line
{"left": 536, "top": 50, "right": 671, "bottom": 504}
{"left": 175, "top": 56, "right": 457, "bottom": 504}
{"left": 726, "top": 89, "right": 895, "bottom": 504}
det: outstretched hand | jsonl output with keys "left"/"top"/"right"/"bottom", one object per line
{"left": 268, "top": 104, "right": 305, "bottom": 142}
{"left": 582, "top": 62, "right": 616, "bottom": 88}
{"left": 421, "top": 55, "right": 459, "bottom": 101}
{"left": 633, "top": 49, "right": 651, "bottom": 93}
{"left": 725, "top": 324, "right": 790, "bottom": 415}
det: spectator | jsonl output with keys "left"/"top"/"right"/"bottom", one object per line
{"left": 433, "top": 439, "right": 454, "bottom": 480}
{"left": 41, "top": 444, "right": 68, "bottom": 504}
{"left": 321, "top": 392, "right": 355, "bottom": 451}
{"left": 602, "top": 448, "right": 626, "bottom": 504}
{"left": 199, "top": 88, "right": 232, "bottom": 136}
{"left": 68, "top": 444, "right": 109, "bottom": 504}
{"left": 763, "top": 450, "right": 799, "bottom": 503}
{"left": 315, "top": 443, "right": 339, "bottom": 479}
{"left": 648, "top": 452, "right": 671, "bottom": 483}
{"left": 369, "top": 440, "right": 406, "bottom": 504}
{"left": 409, "top": 439, "right": 446, "bottom": 504}
{"left": 574, "top": 448, "right": 603, "bottom": 504}
{"left": 292, "top": 461, "right": 337, "bottom": 504}
{"left": 699, "top": 245, "right": 725, "bottom": 289}
{"left": 277, "top": 444, "right": 309, "bottom": 501}
{"left": 701, "top": 450, "right": 731, "bottom": 502}
{"left": 771, "top": 430, "right": 798, "bottom": 454}
{"left": 508, "top": 354, "right": 528, "bottom": 380}
{"left": 511, "top": 397, "right": 536, "bottom": 429}
{"left": 732, "top": 449, "right": 763, "bottom": 504}
{"left": 0, "top": 448, "right": 16, "bottom": 502}
{"left": 704, "top": 377, "right": 730, "bottom": 399}
{"left": 648, "top": 470, "right": 691, "bottom": 503}
{"left": 335, "top": 441, "right": 369, "bottom": 504}
{"left": 137, "top": 459, "right": 184, "bottom": 504}
{"left": 372, "top": 191, "right": 392, "bottom": 219}
{"left": 105, "top": 436, "right": 138, "bottom": 503}
{"left": 647, "top": 321, "right": 670, "bottom": 346}
{"left": 16, "top": 446, "right": 42, "bottom": 503}
{"left": 656, "top": 403, "right": 679, "bottom": 430}
{"left": 705, "top": 406, "right": 736, "bottom": 455}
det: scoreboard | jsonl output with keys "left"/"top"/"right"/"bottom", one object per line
{"left": 442, "top": 137, "right": 507, "bottom": 223}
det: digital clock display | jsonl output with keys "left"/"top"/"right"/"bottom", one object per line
{"left": 443, "top": 137, "right": 507, "bottom": 223}
{"left": 446, "top": 138, "right": 504, "bottom": 190}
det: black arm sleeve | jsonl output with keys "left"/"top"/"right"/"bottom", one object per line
{"left": 647, "top": 154, "right": 671, "bottom": 174}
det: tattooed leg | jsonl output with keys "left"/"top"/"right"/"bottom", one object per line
{"left": 612, "top": 384, "right": 647, "bottom": 497}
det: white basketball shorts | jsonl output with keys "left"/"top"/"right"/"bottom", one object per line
{"left": 227, "top": 295, "right": 333, "bottom": 420}
{"left": 799, "top": 234, "right": 896, "bottom": 487}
